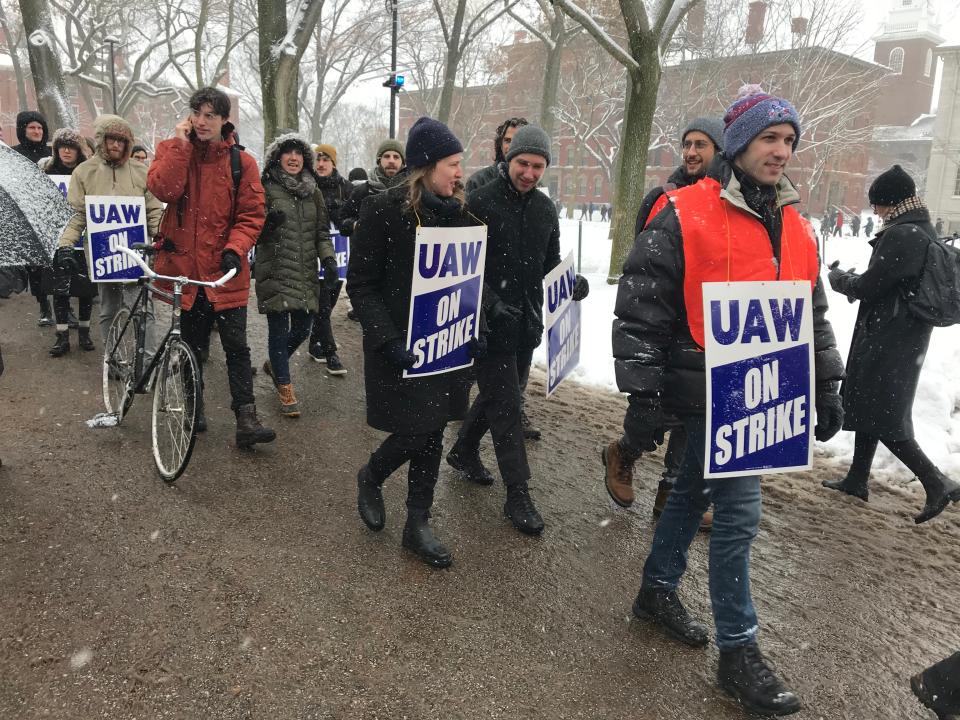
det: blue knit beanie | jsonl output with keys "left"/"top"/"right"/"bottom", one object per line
{"left": 405, "top": 117, "right": 463, "bottom": 169}
{"left": 722, "top": 85, "right": 801, "bottom": 159}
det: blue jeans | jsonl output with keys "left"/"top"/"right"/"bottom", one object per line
{"left": 641, "top": 415, "right": 762, "bottom": 651}
{"left": 266, "top": 310, "right": 313, "bottom": 385}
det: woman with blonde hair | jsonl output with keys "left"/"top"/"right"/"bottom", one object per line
{"left": 347, "top": 117, "right": 479, "bottom": 569}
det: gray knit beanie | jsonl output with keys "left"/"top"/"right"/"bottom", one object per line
{"left": 505, "top": 125, "right": 551, "bottom": 166}
{"left": 682, "top": 117, "right": 725, "bottom": 151}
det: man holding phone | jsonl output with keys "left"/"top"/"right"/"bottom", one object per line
{"left": 147, "top": 87, "right": 274, "bottom": 449}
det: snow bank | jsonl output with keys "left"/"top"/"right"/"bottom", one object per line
{"left": 539, "top": 217, "right": 960, "bottom": 481}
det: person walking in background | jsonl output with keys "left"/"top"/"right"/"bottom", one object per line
{"left": 864, "top": 215, "right": 874, "bottom": 237}
{"left": 255, "top": 133, "right": 337, "bottom": 417}
{"left": 45, "top": 128, "right": 95, "bottom": 357}
{"left": 13, "top": 110, "right": 54, "bottom": 326}
{"left": 612, "top": 86, "right": 844, "bottom": 716}
{"left": 833, "top": 207, "right": 844, "bottom": 236}
{"left": 850, "top": 213, "right": 861, "bottom": 237}
{"left": 347, "top": 117, "right": 478, "bottom": 569}
{"left": 464, "top": 116, "right": 528, "bottom": 194}
{"left": 448, "top": 125, "right": 588, "bottom": 536}
{"left": 607, "top": 117, "right": 725, "bottom": 531}
{"left": 308, "top": 142, "right": 352, "bottom": 375}
{"left": 824, "top": 165, "right": 960, "bottom": 524}
{"left": 149, "top": 86, "right": 274, "bottom": 449}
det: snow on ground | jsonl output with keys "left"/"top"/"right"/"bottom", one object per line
{"left": 536, "top": 217, "right": 960, "bottom": 481}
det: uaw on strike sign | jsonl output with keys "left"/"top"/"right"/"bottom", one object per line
{"left": 704, "top": 281, "right": 814, "bottom": 479}
{"left": 49, "top": 175, "right": 82, "bottom": 249}
{"left": 85, "top": 195, "right": 147, "bottom": 282}
{"left": 544, "top": 252, "right": 581, "bottom": 396}
{"left": 403, "top": 225, "right": 486, "bottom": 378}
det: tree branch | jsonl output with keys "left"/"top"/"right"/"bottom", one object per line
{"left": 551, "top": 0, "right": 639, "bottom": 71}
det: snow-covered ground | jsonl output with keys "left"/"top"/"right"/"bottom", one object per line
{"left": 535, "top": 217, "right": 960, "bottom": 481}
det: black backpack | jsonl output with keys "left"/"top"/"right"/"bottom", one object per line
{"left": 904, "top": 237, "right": 960, "bottom": 327}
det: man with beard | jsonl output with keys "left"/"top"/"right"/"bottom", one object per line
{"left": 13, "top": 110, "right": 54, "bottom": 326}
{"left": 608, "top": 86, "right": 844, "bottom": 716}
{"left": 339, "top": 139, "right": 407, "bottom": 237}
{"left": 53, "top": 115, "right": 163, "bottom": 362}
{"left": 605, "top": 117, "right": 724, "bottom": 529}
{"left": 307, "top": 143, "right": 352, "bottom": 374}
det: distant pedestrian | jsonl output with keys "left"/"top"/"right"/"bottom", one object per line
{"left": 825, "top": 165, "right": 960, "bottom": 523}
{"left": 935, "top": 217, "right": 944, "bottom": 236}
{"left": 833, "top": 208, "right": 844, "bottom": 236}
{"left": 851, "top": 214, "right": 861, "bottom": 236}
{"left": 864, "top": 216, "right": 874, "bottom": 236}
{"left": 348, "top": 117, "right": 479, "bottom": 569}
{"left": 579, "top": 202, "right": 587, "bottom": 219}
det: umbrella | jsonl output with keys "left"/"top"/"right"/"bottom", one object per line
{"left": 0, "top": 142, "right": 74, "bottom": 267}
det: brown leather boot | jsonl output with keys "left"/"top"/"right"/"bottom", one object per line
{"left": 277, "top": 383, "right": 300, "bottom": 418}
{"left": 602, "top": 440, "right": 637, "bottom": 507}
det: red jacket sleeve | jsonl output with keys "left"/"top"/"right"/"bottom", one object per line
{"left": 147, "top": 138, "right": 192, "bottom": 203}
{"left": 224, "top": 152, "right": 265, "bottom": 257}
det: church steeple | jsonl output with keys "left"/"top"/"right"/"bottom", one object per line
{"left": 872, "top": 0, "right": 943, "bottom": 126}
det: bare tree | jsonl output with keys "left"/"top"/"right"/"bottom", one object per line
{"left": 18, "top": 0, "right": 75, "bottom": 127}
{"left": 0, "top": 0, "right": 29, "bottom": 109}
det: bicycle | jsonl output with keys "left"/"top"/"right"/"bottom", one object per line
{"left": 99, "top": 244, "right": 236, "bottom": 482}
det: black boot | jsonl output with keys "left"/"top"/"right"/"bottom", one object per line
{"left": 234, "top": 404, "right": 276, "bottom": 449}
{"left": 37, "top": 296, "right": 53, "bottom": 327}
{"left": 504, "top": 486, "right": 544, "bottom": 535}
{"left": 49, "top": 331, "right": 70, "bottom": 357}
{"left": 911, "top": 651, "right": 960, "bottom": 719}
{"left": 822, "top": 475, "right": 869, "bottom": 501}
{"left": 521, "top": 408, "right": 541, "bottom": 440}
{"left": 77, "top": 327, "right": 95, "bottom": 351}
{"left": 632, "top": 586, "right": 710, "bottom": 647}
{"left": 915, "top": 471, "right": 960, "bottom": 524}
{"left": 357, "top": 465, "right": 385, "bottom": 531}
{"left": 402, "top": 511, "right": 452, "bottom": 568}
{"left": 446, "top": 445, "right": 495, "bottom": 485}
{"left": 717, "top": 643, "right": 802, "bottom": 717}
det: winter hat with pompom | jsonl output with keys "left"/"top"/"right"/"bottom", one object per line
{"left": 722, "top": 84, "right": 801, "bottom": 159}
{"left": 405, "top": 117, "right": 463, "bottom": 169}
{"left": 868, "top": 164, "right": 916, "bottom": 206}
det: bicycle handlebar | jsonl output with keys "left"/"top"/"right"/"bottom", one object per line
{"left": 116, "top": 245, "right": 237, "bottom": 287}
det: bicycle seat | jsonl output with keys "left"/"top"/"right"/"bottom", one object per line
{"left": 130, "top": 242, "right": 155, "bottom": 255}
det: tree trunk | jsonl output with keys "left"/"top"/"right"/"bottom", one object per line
{"left": 607, "top": 60, "right": 660, "bottom": 281}
{"left": 435, "top": 0, "right": 467, "bottom": 124}
{"left": 18, "top": 0, "right": 75, "bottom": 129}
{"left": 0, "top": 5, "right": 29, "bottom": 110}
{"left": 258, "top": 0, "right": 296, "bottom": 142}
{"left": 540, "top": 35, "right": 563, "bottom": 138}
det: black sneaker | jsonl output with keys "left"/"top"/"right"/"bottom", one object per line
{"left": 308, "top": 343, "right": 327, "bottom": 363}
{"left": 326, "top": 353, "right": 347, "bottom": 376}
{"left": 718, "top": 643, "right": 801, "bottom": 716}
{"left": 521, "top": 408, "right": 542, "bottom": 440}
{"left": 504, "top": 488, "right": 544, "bottom": 535}
{"left": 632, "top": 586, "right": 710, "bottom": 647}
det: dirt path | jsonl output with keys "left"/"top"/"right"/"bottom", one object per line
{"left": 1, "top": 290, "right": 957, "bottom": 719}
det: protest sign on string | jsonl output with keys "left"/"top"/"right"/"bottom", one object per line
{"left": 544, "top": 251, "right": 581, "bottom": 397}
{"left": 84, "top": 195, "right": 147, "bottom": 282}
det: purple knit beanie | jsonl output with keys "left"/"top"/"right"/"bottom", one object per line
{"left": 722, "top": 84, "right": 801, "bottom": 159}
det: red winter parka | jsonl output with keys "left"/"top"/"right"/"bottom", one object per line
{"left": 147, "top": 124, "right": 265, "bottom": 311}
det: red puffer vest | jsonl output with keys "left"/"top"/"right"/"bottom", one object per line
{"left": 669, "top": 177, "right": 819, "bottom": 348}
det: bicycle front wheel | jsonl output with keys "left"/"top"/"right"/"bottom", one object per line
{"left": 152, "top": 338, "right": 200, "bottom": 483}
{"left": 102, "top": 307, "right": 137, "bottom": 420}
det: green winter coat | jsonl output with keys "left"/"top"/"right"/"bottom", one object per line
{"left": 254, "top": 166, "right": 334, "bottom": 315}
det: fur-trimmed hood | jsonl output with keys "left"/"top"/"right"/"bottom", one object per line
{"left": 93, "top": 114, "right": 135, "bottom": 165}
{"left": 46, "top": 128, "right": 89, "bottom": 174}
{"left": 263, "top": 132, "right": 316, "bottom": 172}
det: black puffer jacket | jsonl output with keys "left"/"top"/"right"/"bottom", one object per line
{"left": 12, "top": 110, "right": 50, "bottom": 163}
{"left": 830, "top": 207, "right": 935, "bottom": 440}
{"left": 613, "top": 157, "right": 844, "bottom": 416}
{"left": 316, "top": 170, "right": 353, "bottom": 230}
{"left": 467, "top": 167, "right": 561, "bottom": 354}
{"left": 465, "top": 162, "right": 499, "bottom": 195}
{"left": 634, "top": 165, "right": 699, "bottom": 236}
{"left": 340, "top": 165, "right": 407, "bottom": 236}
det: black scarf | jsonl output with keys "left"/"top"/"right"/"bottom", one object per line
{"left": 732, "top": 163, "right": 782, "bottom": 263}
{"left": 420, "top": 187, "right": 462, "bottom": 219}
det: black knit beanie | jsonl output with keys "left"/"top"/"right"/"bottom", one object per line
{"left": 405, "top": 117, "right": 463, "bottom": 169}
{"left": 868, "top": 164, "right": 916, "bottom": 206}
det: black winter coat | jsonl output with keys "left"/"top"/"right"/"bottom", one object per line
{"left": 339, "top": 167, "right": 406, "bottom": 236}
{"left": 316, "top": 171, "right": 353, "bottom": 230}
{"left": 346, "top": 187, "right": 477, "bottom": 434}
{"left": 613, "top": 158, "right": 845, "bottom": 416}
{"left": 467, "top": 170, "right": 561, "bottom": 354}
{"left": 830, "top": 207, "right": 935, "bottom": 440}
{"left": 634, "top": 166, "right": 697, "bottom": 236}
{"left": 465, "top": 163, "right": 499, "bottom": 195}
{"left": 12, "top": 111, "right": 50, "bottom": 163}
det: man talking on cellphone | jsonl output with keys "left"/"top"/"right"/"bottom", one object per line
{"left": 147, "top": 86, "right": 275, "bottom": 449}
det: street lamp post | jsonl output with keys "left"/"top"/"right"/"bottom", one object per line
{"left": 104, "top": 35, "right": 119, "bottom": 115}
{"left": 384, "top": 0, "right": 401, "bottom": 138}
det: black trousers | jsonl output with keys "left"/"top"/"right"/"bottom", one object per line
{"left": 54, "top": 295, "right": 92, "bottom": 325}
{"left": 180, "top": 289, "right": 255, "bottom": 411}
{"left": 368, "top": 429, "right": 444, "bottom": 512}
{"left": 309, "top": 286, "right": 337, "bottom": 354}
{"left": 455, "top": 350, "right": 532, "bottom": 489}
{"left": 848, "top": 432, "right": 941, "bottom": 484}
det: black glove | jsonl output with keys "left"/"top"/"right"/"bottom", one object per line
{"left": 626, "top": 395, "right": 665, "bottom": 452}
{"left": 264, "top": 208, "right": 286, "bottom": 231}
{"left": 154, "top": 236, "right": 176, "bottom": 253}
{"left": 489, "top": 300, "right": 523, "bottom": 329}
{"left": 467, "top": 334, "right": 488, "bottom": 360}
{"left": 815, "top": 382, "right": 844, "bottom": 442}
{"left": 827, "top": 260, "right": 856, "bottom": 293}
{"left": 53, "top": 246, "right": 80, "bottom": 274}
{"left": 572, "top": 273, "right": 589, "bottom": 301}
{"left": 380, "top": 338, "right": 417, "bottom": 370}
{"left": 321, "top": 256, "right": 340, "bottom": 289}
{"left": 220, "top": 249, "right": 242, "bottom": 276}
